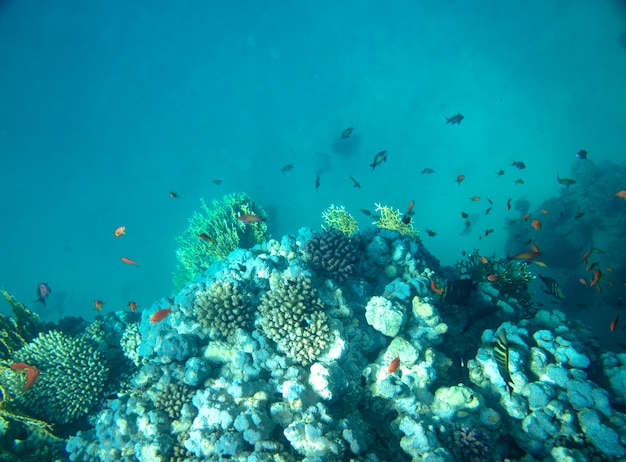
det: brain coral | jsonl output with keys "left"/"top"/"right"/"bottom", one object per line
{"left": 303, "top": 228, "right": 359, "bottom": 283}
{"left": 259, "top": 276, "right": 332, "bottom": 365}
{"left": 194, "top": 280, "right": 255, "bottom": 340}
{"left": 12, "top": 330, "right": 109, "bottom": 424}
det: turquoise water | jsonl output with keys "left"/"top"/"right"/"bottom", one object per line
{"left": 1, "top": 3, "right": 625, "bottom": 348}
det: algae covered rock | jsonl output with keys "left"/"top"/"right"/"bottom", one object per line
{"left": 12, "top": 330, "right": 109, "bottom": 424}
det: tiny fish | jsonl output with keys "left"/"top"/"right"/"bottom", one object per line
{"left": 531, "top": 261, "right": 547, "bottom": 268}
{"left": 574, "top": 212, "right": 585, "bottom": 219}
{"left": 36, "top": 283, "right": 52, "bottom": 307}
{"left": 349, "top": 175, "right": 361, "bottom": 188}
{"left": 341, "top": 126, "right": 354, "bottom": 139}
{"left": 496, "top": 170, "right": 505, "bottom": 177}
{"left": 315, "top": 176, "right": 320, "bottom": 189}
{"left": 576, "top": 149, "right": 588, "bottom": 160}
{"left": 198, "top": 233, "right": 213, "bottom": 243}
{"left": 531, "top": 219, "right": 541, "bottom": 231}
{"left": 169, "top": 191, "right": 179, "bottom": 198}
{"left": 281, "top": 164, "right": 294, "bottom": 173}
{"left": 121, "top": 257, "right": 139, "bottom": 266}
{"left": 484, "top": 228, "right": 494, "bottom": 237}
{"left": 485, "top": 207, "right": 492, "bottom": 215}
{"left": 387, "top": 355, "right": 401, "bottom": 374}
{"left": 407, "top": 200, "right": 415, "bottom": 216}
{"left": 539, "top": 208, "right": 548, "bottom": 214}
{"left": 114, "top": 226, "right": 126, "bottom": 237}
{"left": 487, "top": 274, "right": 499, "bottom": 282}
{"left": 615, "top": 191, "right": 626, "bottom": 199}
{"left": 470, "top": 196, "right": 480, "bottom": 202}
{"left": 212, "top": 179, "right": 222, "bottom": 186}
{"left": 151, "top": 307, "right": 172, "bottom": 324}
{"left": 369, "top": 150, "right": 387, "bottom": 170}
{"left": 487, "top": 198, "right": 493, "bottom": 205}
{"left": 128, "top": 301, "right": 138, "bottom": 312}
{"left": 557, "top": 174, "right": 576, "bottom": 187}
{"left": 421, "top": 168, "right": 434, "bottom": 175}
{"left": 460, "top": 212, "right": 469, "bottom": 219}
{"left": 514, "top": 179, "right": 525, "bottom": 185}
{"left": 359, "top": 209, "right": 372, "bottom": 216}
{"left": 237, "top": 214, "right": 265, "bottom": 224}
{"left": 456, "top": 174, "right": 465, "bottom": 185}
{"left": 511, "top": 161, "right": 526, "bottom": 170}
{"left": 506, "top": 198, "right": 511, "bottom": 210}
{"left": 610, "top": 314, "right": 619, "bottom": 332}
{"left": 425, "top": 229, "right": 437, "bottom": 237}
{"left": 94, "top": 299, "right": 105, "bottom": 312}
{"left": 445, "top": 113, "right": 464, "bottom": 124}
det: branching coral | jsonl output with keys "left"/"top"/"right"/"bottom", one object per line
{"left": 259, "top": 276, "right": 332, "bottom": 366}
{"left": 303, "top": 228, "right": 359, "bottom": 283}
{"left": 12, "top": 330, "right": 109, "bottom": 424}
{"left": 322, "top": 204, "right": 359, "bottom": 236}
{"left": 194, "top": 280, "right": 255, "bottom": 341}
{"left": 174, "top": 193, "right": 269, "bottom": 287}
{"left": 372, "top": 203, "right": 418, "bottom": 239}
{"left": 0, "top": 289, "right": 45, "bottom": 359}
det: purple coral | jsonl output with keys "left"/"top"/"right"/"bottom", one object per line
{"left": 452, "top": 426, "right": 491, "bottom": 462}
{"left": 303, "top": 228, "right": 359, "bottom": 283}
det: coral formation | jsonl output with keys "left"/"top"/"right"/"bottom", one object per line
{"left": 259, "top": 276, "right": 332, "bottom": 365}
{"left": 12, "top": 330, "right": 109, "bottom": 424}
{"left": 0, "top": 289, "right": 45, "bottom": 359}
{"left": 193, "top": 280, "right": 255, "bottom": 340}
{"left": 372, "top": 203, "right": 418, "bottom": 239}
{"left": 303, "top": 228, "right": 358, "bottom": 283}
{"left": 321, "top": 204, "right": 359, "bottom": 236}
{"left": 174, "top": 193, "right": 268, "bottom": 287}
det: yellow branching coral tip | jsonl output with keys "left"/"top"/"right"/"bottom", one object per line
{"left": 321, "top": 204, "right": 359, "bottom": 236}
{"left": 373, "top": 203, "right": 418, "bottom": 239}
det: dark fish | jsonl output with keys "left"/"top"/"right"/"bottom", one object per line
{"left": 349, "top": 175, "right": 361, "bottom": 188}
{"left": 440, "top": 279, "right": 474, "bottom": 306}
{"left": 425, "top": 229, "right": 437, "bottom": 237}
{"left": 487, "top": 198, "right": 493, "bottom": 205}
{"left": 402, "top": 215, "right": 412, "bottom": 225}
{"left": 576, "top": 149, "right": 588, "bottom": 160}
{"left": 198, "top": 233, "right": 213, "bottom": 243}
{"left": 460, "top": 212, "right": 469, "bottom": 219}
{"left": 315, "top": 176, "right": 321, "bottom": 189}
{"left": 445, "top": 113, "right": 464, "bottom": 125}
{"left": 169, "top": 191, "right": 179, "bottom": 198}
{"left": 369, "top": 150, "right": 387, "bottom": 170}
{"left": 573, "top": 212, "right": 585, "bottom": 219}
{"left": 556, "top": 174, "right": 576, "bottom": 187}
{"left": 494, "top": 330, "right": 514, "bottom": 396}
{"left": 537, "top": 273, "right": 565, "bottom": 299}
{"left": 341, "top": 126, "right": 354, "bottom": 139}
{"left": 511, "top": 161, "right": 526, "bottom": 170}
{"left": 496, "top": 170, "right": 505, "bottom": 177}
{"left": 212, "top": 179, "right": 222, "bottom": 186}
{"left": 359, "top": 209, "right": 372, "bottom": 216}
{"left": 514, "top": 179, "right": 525, "bottom": 185}
{"left": 421, "top": 168, "right": 435, "bottom": 175}
{"left": 281, "top": 164, "right": 294, "bottom": 173}
{"left": 484, "top": 228, "right": 494, "bottom": 236}
{"left": 36, "top": 283, "right": 52, "bottom": 307}
{"left": 485, "top": 207, "right": 492, "bottom": 215}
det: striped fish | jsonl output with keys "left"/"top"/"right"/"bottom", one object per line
{"left": 440, "top": 279, "right": 475, "bottom": 306}
{"left": 494, "top": 330, "right": 514, "bottom": 396}
{"left": 537, "top": 273, "right": 565, "bottom": 299}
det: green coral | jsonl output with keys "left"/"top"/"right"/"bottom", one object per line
{"left": 12, "top": 330, "right": 109, "bottom": 424}
{"left": 194, "top": 280, "right": 255, "bottom": 341}
{"left": 259, "top": 276, "right": 332, "bottom": 366}
{"left": 322, "top": 204, "right": 359, "bottom": 236}
{"left": 174, "top": 193, "right": 269, "bottom": 287}
{"left": 0, "top": 289, "right": 45, "bottom": 359}
{"left": 373, "top": 203, "right": 418, "bottom": 239}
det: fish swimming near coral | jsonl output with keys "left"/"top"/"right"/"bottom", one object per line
{"left": 128, "top": 301, "right": 138, "bottom": 312}
{"left": 610, "top": 314, "right": 619, "bottom": 332}
{"left": 445, "top": 113, "right": 464, "bottom": 124}
{"left": 94, "top": 299, "right": 105, "bottom": 312}
{"left": 615, "top": 190, "right": 626, "bottom": 199}
{"left": 151, "top": 307, "right": 172, "bottom": 323}
{"left": 369, "top": 150, "right": 387, "bottom": 170}
{"left": 35, "top": 282, "right": 51, "bottom": 307}
{"left": 537, "top": 274, "right": 565, "bottom": 299}
{"left": 387, "top": 355, "right": 400, "bottom": 374}
{"left": 237, "top": 214, "right": 266, "bottom": 224}
{"left": 557, "top": 174, "right": 576, "bottom": 187}
{"left": 576, "top": 149, "right": 588, "bottom": 160}
{"left": 440, "top": 279, "right": 474, "bottom": 306}
{"left": 10, "top": 362, "right": 40, "bottom": 390}
{"left": 493, "top": 330, "right": 514, "bottom": 396}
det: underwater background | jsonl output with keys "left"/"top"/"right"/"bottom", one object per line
{"left": 1, "top": 0, "right": 626, "bottom": 460}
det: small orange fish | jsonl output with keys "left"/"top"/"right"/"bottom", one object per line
{"left": 610, "top": 315, "right": 619, "bottom": 332}
{"left": 606, "top": 265, "right": 614, "bottom": 272}
{"left": 578, "top": 278, "right": 587, "bottom": 286}
{"left": 487, "top": 274, "right": 499, "bottom": 282}
{"left": 615, "top": 191, "right": 626, "bottom": 199}
{"left": 169, "top": 191, "right": 179, "bottom": 198}
{"left": 387, "top": 355, "right": 401, "bottom": 374}
{"left": 521, "top": 213, "right": 531, "bottom": 222}
{"left": 509, "top": 250, "right": 542, "bottom": 261}
{"left": 10, "top": 362, "right": 40, "bottom": 390}
{"left": 531, "top": 219, "right": 541, "bottom": 231}
{"left": 121, "top": 257, "right": 139, "bottom": 266}
{"left": 237, "top": 214, "right": 265, "bottom": 224}
{"left": 151, "top": 307, "right": 172, "bottom": 324}
{"left": 430, "top": 280, "right": 445, "bottom": 294}
{"left": 479, "top": 256, "right": 489, "bottom": 264}
{"left": 530, "top": 241, "right": 540, "bottom": 253}
{"left": 586, "top": 262, "right": 599, "bottom": 271}
{"left": 539, "top": 208, "right": 548, "bottom": 214}
{"left": 456, "top": 174, "right": 465, "bottom": 185}
{"left": 94, "top": 299, "right": 105, "bottom": 312}
{"left": 407, "top": 200, "right": 415, "bottom": 216}
{"left": 532, "top": 261, "right": 547, "bottom": 267}
{"left": 128, "top": 301, "right": 138, "bottom": 312}
{"left": 198, "top": 233, "right": 213, "bottom": 243}
{"left": 470, "top": 196, "right": 480, "bottom": 202}
{"left": 581, "top": 250, "right": 591, "bottom": 264}
{"left": 114, "top": 226, "right": 126, "bottom": 237}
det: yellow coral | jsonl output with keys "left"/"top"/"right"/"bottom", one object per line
{"left": 322, "top": 205, "right": 359, "bottom": 236}
{"left": 373, "top": 203, "right": 418, "bottom": 239}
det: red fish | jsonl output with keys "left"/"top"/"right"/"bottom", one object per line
{"left": 610, "top": 315, "right": 619, "bottom": 332}
{"left": 487, "top": 274, "right": 499, "bottom": 282}
{"left": 615, "top": 191, "right": 626, "bottom": 199}
{"left": 128, "top": 301, "right": 138, "bottom": 313}
{"left": 520, "top": 213, "right": 531, "bottom": 222}
{"left": 581, "top": 250, "right": 591, "bottom": 264}
{"left": 237, "top": 214, "right": 265, "bottom": 224}
{"left": 121, "top": 257, "right": 139, "bottom": 266}
{"left": 94, "top": 299, "right": 105, "bottom": 312}
{"left": 531, "top": 219, "right": 541, "bottom": 231}
{"left": 430, "top": 280, "right": 445, "bottom": 294}
{"left": 387, "top": 355, "right": 400, "bottom": 374}
{"left": 151, "top": 308, "right": 172, "bottom": 323}
{"left": 539, "top": 208, "right": 549, "bottom": 214}
{"left": 456, "top": 174, "right": 465, "bottom": 185}
{"left": 10, "top": 362, "right": 40, "bottom": 390}
{"left": 36, "top": 283, "right": 52, "bottom": 306}
{"left": 470, "top": 196, "right": 480, "bottom": 202}
{"left": 114, "top": 226, "right": 126, "bottom": 237}
{"left": 509, "top": 250, "right": 542, "bottom": 261}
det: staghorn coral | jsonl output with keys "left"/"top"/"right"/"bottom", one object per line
{"left": 259, "top": 276, "right": 332, "bottom": 366}
{"left": 303, "top": 228, "right": 359, "bottom": 283}
{"left": 12, "top": 330, "right": 109, "bottom": 424}
{"left": 174, "top": 193, "right": 269, "bottom": 287}
{"left": 322, "top": 204, "right": 359, "bottom": 236}
{"left": 194, "top": 280, "right": 255, "bottom": 341}
{"left": 373, "top": 203, "right": 418, "bottom": 239}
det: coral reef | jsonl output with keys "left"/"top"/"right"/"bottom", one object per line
{"left": 321, "top": 204, "right": 359, "bottom": 236}
{"left": 12, "top": 330, "right": 109, "bottom": 424}
{"left": 0, "top": 289, "right": 45, "bottom": 359}
{"left": 259, "top": 276, "right": 332, "bottom": 366}
{"left": 174, "top": 193, "right": 268, "bottom": 287}
{"left": 193, "top": 280, "right": 255, "bottom": 341}
{"left": 372, "top": 203, "right": 418, "bottom": 239}
{"left": 303, "top": 228, "right": 358, "bottom": 283}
